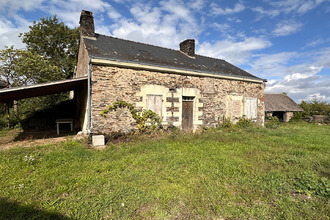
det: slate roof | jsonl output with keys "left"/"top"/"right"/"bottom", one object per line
{"left": 83, "top": 34, "right": 264, "bottom": 82}
{"left": 265, "top": 94, "right": 303, "bottom": 112}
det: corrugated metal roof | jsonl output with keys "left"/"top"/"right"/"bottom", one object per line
{"left": 83, "top": 34, "right": 265, "bottom": 82}
{"left": 0, "top": 77, "right": 87, "bottom": 103}
{"left": 265, "top": 94, "right": 303, "bottom": 112}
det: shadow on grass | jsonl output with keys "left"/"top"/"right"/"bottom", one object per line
{"left": 0, "top": 197, "right": 72, "bottom": 220}
{"left": 13, "top": 129, "right": 75, "bottom": 142}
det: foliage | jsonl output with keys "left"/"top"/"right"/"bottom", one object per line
{"left": 290, "top": 111, "right": 303, "bottom": 122}
{"left": 218, "top": 116, "right": 234, "bottom": 129}
{"left": 0, "top": 46, "right": 63, "bottom": 87}
{"left": 20, "top": 15, "right": 79, "bottom": 79}
{"left": 294, "top": 172, "right": 329, "bottom": 197}
{"left": 218, "top": 116, "right": 256, "bottom": 129}
{"left": 299, "top": 99, "right": 330, "bottom": 117}
{"left": 265, "top": 116, "right": 280, "bottom": 129}
{"left": 101, "top": 101, "right": 162, "bottom": 133}
{"left": 235, "top": 116, "right": 256, "bottom": 128}
{"left": 0, "top": 15, "right": 79, "bottom": 128}
{"left": 0, "top": 122, "right": 329, "bottom": 219}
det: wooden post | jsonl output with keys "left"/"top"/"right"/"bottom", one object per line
{"left": 7, "top": 102, "right": 10, "bottom": 128}
{"left": 13, "top": 100, "right": 19, "bottom": 118}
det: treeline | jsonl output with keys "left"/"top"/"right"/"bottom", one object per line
{"left": 299, "top": 99, "right": 330, "bottom": 117}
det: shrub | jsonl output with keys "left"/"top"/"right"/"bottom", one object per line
{"left": 265, "top": 116, "right": 280, "bottom": 129}
{"left": 101, "top": 101, "right": 162, "bottom": 133}
{"left": 235, "top": 116, "right": 256, "bottom": 129}
{"left": 290, "top": 112, "right": 303, "bottom": 122}
{"left": 219, "top": 116, "right": 234, "bottom": 129}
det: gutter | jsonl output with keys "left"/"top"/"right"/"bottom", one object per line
{"left": 87, "top": 57, "right": 92, "bottom": 134}
{"left": 91, "top": 58, "right": 266, "bottom": 83}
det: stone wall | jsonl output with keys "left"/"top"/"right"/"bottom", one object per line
{"left": 90, "top": 65, "right": 265, "bottom": 134}
{"left": 283, "top": 112, "right": 294, "bottom": 122}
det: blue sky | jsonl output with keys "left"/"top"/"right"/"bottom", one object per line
{"left": 1, "top": 0, "right": 330, "bottom": 102}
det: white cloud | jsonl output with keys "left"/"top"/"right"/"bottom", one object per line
{"left": 253, "top": 0, "right": 326, "bottom": 19}
{"left": 0, "top": 16, "right": 30, "bottom": 49}
{"left": 266, "top": 74, "right": 330, "bottom": 103}
{"left": 303, "top": 38, "right": 330, "bottom": 48}
{"left": 272, "top": 20, "right": 303, "bottom": 36}
{"left": 189, "top": 0, "right": 205, "bottom": 10}
{"left": 41, "top": 0, "right": 116, "bottom": 28}
{"left": 0, "top": 0, "right": 44, "bottom": 15}
{"left": 197, "top": 37, "right": 271, "bottom": 65}
{"left": 211, "top": 2, "right": 245, "bottom": 15}
{"left": 316, "top": 47, "right": 330, "bottom": 67}
{"left": 110, "top": 0, "right": 202, "bottom": 49}
{"left": 250, "top": 52, "right": 297, "bottom": 78}
{"left": 269, "top": 0, "right": 325, "bottom": 14}
{"left": 252, "top": 7, "right": 280, "bottom": 18}
{"left": 263, "top": 48, "right": 330, "bottom": 102}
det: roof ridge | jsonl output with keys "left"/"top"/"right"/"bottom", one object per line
{"left": 95, "top": 33, "right": 182, "bottom": 53}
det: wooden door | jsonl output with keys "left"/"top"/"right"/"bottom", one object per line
{"left": 182, "top": 99, "right": 193, "bottom": 130}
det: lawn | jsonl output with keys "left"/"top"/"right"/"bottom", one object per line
{"left": 0, "top": 122, "right": 329, "bottom": 219}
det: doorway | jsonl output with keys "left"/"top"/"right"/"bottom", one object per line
{"left": 182, "top": 96, "right": 194, "bottom": 130}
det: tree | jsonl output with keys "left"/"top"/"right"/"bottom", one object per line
{"left": 0, "top": 46, "right": 19, "bottom": 87}
{"left": 0, "top": 15, "right": 79, "bottom": 128}
{"left": 0, "top": 46, "right": 63, "bottom": 87}
{"left": 300, "top": 99, "right": 330, "bottom": 117}
{"left": 20, "top": 15, "right": 79, "bottom": 79}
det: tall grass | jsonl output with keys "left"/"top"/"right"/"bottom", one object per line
{"left": 0, "top": 122, "right": 329, "bottom": 219}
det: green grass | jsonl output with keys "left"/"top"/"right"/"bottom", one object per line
{"left": 0, "top": 122, "right": 329, "bottom": 219}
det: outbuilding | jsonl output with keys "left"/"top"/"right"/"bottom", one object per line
{"left": 265, "top": 93, "right": 303, "bottom": 122}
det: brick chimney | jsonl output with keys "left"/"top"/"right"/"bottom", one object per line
{"left": 180, "top": 39, "right": 195, "bottom": 57}
{"left": 80, "top": 10, "right": 95, "bottom": 38}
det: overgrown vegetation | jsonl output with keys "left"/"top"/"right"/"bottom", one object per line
{"left": 0, "top": 122, "right": 329, "bottom": 219}
{"left": 265, "top": 116, "right": 280, "bottom": 129}
{"left": 101, "top": 101, "right": 162, "bottom": 133}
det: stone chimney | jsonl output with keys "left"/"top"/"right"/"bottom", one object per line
{"left": 180, "top": 39, "right": 195, "bottom": 57}
{"left": 80, "top": 10, "right": 95, "bottom": 38}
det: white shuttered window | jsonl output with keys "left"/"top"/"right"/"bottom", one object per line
{"left": 244, "top": 97, "right": 257, "bottom": 120}
{"left": 146, "top": 95, "right": 163, "bottom": 118}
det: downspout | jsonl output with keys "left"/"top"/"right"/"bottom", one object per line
{"left": 87, "top": 57, "right": 92, "bottom": 135}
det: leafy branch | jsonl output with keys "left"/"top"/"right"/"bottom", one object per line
{"left": 101, "top": 101, "right": 162, "bottom": 132}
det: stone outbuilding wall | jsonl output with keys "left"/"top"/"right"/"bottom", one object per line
{"left": 89, "top": 65, "right": 265, "bottom": 134}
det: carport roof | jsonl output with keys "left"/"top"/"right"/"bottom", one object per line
{"left": 0, "top": 77, "right": 87, "bottom": 103}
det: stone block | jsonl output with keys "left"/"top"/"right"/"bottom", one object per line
{"left": 92, "top": 135, "right": 105, "bottom": 146}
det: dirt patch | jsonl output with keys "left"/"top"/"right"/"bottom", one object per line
{"left": 0, "top": 129, "right": 81, "bottom": 151}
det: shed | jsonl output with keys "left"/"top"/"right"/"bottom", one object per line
{"left": 265, "top": 93, "right": 303, "bottom": 122}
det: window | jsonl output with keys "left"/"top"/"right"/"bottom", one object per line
{"left": 182, "top": 96, "right": 194, "bottom": 101}
{"left": 146, "top": 95, "right": 163, "bottom": 117}
{"left": 244, "top": 97, "right": 257, "bottom": 119}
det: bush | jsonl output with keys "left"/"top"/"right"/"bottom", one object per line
{"left": 219, "top": 117, "right": 234, "bottom": 129}
{"left": 265, "top": 116, "right": 280, "bottom": 129}
{"left": 236, "top": 116, "right": 256, "bottom": 128}
{"left": 290, "top": 112, "right": 303, "bottom": 122}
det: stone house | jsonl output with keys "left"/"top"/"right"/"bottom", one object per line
{"left": 76, "top": 10, "right": 266, "bottom": 134}
{"left": 265, "top": 93, "right": 303, "bottom": 122}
